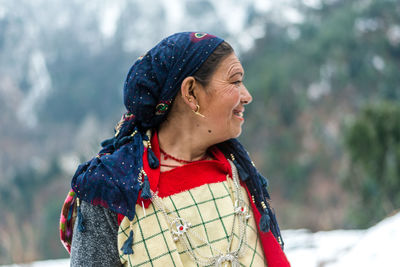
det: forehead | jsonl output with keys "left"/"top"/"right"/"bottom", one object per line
{"left": 214, "top": 53, "right": 244, "bottom": 77}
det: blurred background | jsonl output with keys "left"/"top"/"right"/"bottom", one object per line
{"left": 1, "top": 0, "right": 400, "bottom": 265}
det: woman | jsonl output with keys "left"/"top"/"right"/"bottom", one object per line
{"left": 60, "top": 32, "right": 290, "bottom": 267}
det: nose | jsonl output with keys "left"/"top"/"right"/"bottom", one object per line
{"left": 240, "top": 85, "right": 252, "bottom": 104}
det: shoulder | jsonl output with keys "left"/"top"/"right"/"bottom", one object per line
{"left": 70, "top": 201, "right": 122, "bottom": 267}
{"left": 79, "top": 200, "right": 119, "bottom": 227}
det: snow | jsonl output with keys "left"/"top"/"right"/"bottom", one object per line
{"left": 284, "top": 212, "right": 400, "bottom": 267}
{"left": 325, "top": 212, "right": 400, "bottom": 267}
{"left": 16, "top": 50, "right": 52, "bottom": 128}
{"left": 283, "top": 229, "right": 365, "bottom": 266}
{"left": 2, "top": 259, "right": 69, "bottom": 267}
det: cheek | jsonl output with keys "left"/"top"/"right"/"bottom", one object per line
{"left": 225, "top": 89, "right": 241, "bottom": 112}
{"left": 205, "top": 86, "right": 240, "bottom": 121}
{"left": 219, "top": 92, "right": 241, "bottom": 122}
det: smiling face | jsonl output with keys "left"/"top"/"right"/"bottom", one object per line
{"left": 198, "top": 53, "right": 252, "bottom": 142}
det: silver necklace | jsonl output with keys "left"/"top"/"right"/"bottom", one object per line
{"left": 150, "top": 160, "right": 251, "bottom": 267}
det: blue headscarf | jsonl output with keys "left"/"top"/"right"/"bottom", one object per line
{"left": 71, "top": 32, "right": 284, "bottom": 249}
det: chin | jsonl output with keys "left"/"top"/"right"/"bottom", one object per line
{"left": 231, "top": 127, "right": 243, "bottom": 139}
{"left": 215, "top": 129, "right": 242, "bottom": 144}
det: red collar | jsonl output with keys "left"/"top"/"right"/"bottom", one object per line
{"left": 138, "top": 132, "right": 232, "bottom": 206}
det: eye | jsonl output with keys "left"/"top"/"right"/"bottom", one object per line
{"left": 233, "top": 80, "right": 242, "bottom": 86}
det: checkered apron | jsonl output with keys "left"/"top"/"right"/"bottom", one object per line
{"left": 118, "top": 175, "right": 267, "bottom": 267}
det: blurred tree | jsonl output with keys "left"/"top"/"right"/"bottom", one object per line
{"left": 241, "top": 0, "right": 400, "bottom": 229}
{"left": 344, "top": 101, "right": 400, "bottom": 227}
{"left": 0, "top": 160, "right": 69, "bottom": 264}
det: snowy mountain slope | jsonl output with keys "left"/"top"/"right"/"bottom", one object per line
{"left": 0, "top": 0, "right": 267, "bottom": 128}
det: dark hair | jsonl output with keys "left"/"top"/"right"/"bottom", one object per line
{"left": 193, "top": 41, "right": 234, "bottom": 87}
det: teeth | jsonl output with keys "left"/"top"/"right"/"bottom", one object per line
{"left": 234, "top": 111, "right": 243, "bottom": 117}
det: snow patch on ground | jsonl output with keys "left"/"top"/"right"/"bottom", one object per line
{"left": 324, "top": 212, "right": 400, "bottom": 267}
{"left": 283, "top": 228, "right": 365, "bottom": 266}
{"left": 2, "top": 259, "right": 69, "bottom": 267}
{"left": 284, "top": 212, "right": 400, "bottom": 267}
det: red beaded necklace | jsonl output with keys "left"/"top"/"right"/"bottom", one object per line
{"left": 159, "top": 147, "right": 209, "bottom": 164}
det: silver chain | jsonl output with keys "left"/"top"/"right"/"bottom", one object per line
{"left": 150, "top": 160, "right": 250, "bottom": 266}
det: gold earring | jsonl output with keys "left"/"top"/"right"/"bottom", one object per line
{"left": 193, "top": 104, "right": 205, "bottom": 118}
{"left": 185, "top": 94, "right": 192, "bottom": 102}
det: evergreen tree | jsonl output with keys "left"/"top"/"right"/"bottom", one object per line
{"left": 344, "top": 101, "right": 400, "bottom": 227}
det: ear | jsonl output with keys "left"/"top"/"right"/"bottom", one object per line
{"left": 180, "top": 76, "right": 198, "bottom": 110}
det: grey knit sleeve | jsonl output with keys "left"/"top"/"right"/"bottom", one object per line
{"left": 70, "top": 200, "right": 122, "bottom": 267}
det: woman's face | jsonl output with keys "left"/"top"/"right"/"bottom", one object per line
{"left": 199, "top": 53, "right": 252, "bottom": 141}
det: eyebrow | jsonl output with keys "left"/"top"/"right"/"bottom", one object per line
{"left": 229, "top": 72, "right": 244, "bottom": 79}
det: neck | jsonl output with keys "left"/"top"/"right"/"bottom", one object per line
{"left": 158, "top": 114, "right": 213, "bottom": 162}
